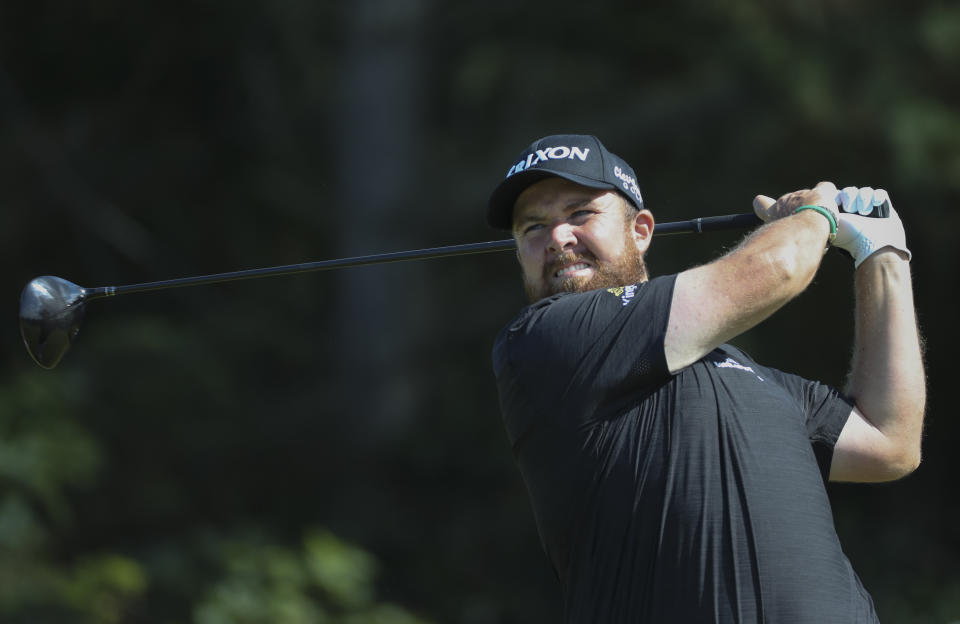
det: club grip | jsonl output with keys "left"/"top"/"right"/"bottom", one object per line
{"left": 837, "top": 195, "right": 891, "bottom": 218}
{"left": 870, "top": 198, "right": 891, "bottom": 218}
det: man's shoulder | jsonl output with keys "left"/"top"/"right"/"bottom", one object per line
{"left": 500, "top": 274, "right": 677, "bottom": 334}
{"left": 492, "top": 276, "right": 678, "bottom": 372}
{"left": 491, "top": 292, "right": 574, "bottom": 371}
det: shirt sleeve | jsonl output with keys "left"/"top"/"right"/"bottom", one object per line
{"left": 493, "top": 276, "right": 677, "bottom": 442}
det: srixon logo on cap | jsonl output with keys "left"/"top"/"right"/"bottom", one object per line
{"left": 506, "top": 145, "right": 591, "bottom": 178}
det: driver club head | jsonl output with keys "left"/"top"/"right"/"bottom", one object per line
{"left": 19, "top": 276, "right": 88, "bottom": 369}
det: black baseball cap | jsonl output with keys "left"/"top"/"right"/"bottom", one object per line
{"left": 487, "top": 134, "right": 644, "bottom": 230}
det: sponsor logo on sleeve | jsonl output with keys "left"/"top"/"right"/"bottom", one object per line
{"left": 606, "top": 284, "right": 637, "bottom": 306}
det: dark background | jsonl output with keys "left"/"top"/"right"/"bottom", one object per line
{"left": 1, "top": 2, "right": 957, "bottom": 622}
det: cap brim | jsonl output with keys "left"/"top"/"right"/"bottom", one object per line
{"left": 486, "top": 169, "right": 618, "bottom": 230}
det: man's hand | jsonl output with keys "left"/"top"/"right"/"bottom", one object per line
{"left": 753, "top": 181, "right": 840, "bottom": 224}
{"left": 833, "top": 187, "right": 912, "bottom": 268}
{"left": 838, "top": 185, "right": 889, "bottom": 216}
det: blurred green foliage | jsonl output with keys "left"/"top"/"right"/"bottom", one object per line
{"left": 1, "top": 1, "right": 958, "bottom": 622}
{"left": 193, "top": 529, "right": 428, "bottom": 624}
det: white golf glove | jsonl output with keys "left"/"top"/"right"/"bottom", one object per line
{"left": 833, "top": 186, "right": 911, "bottom": 268}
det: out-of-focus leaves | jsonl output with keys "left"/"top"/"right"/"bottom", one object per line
{"left": 920, "top": 5, "right": 960, "bottom": 63}
{"left": 303, "top": 529, "right": 377, "bottom": 610}
{"left": 891, "top": 100, "right": 960, "bottom": 189}
{"left": 0, "top": 494, "right": 47, "bottom": 554}
{"left": 60, "top": 554, "right": 147, "bottom": 624}
{"left": 0, "top": 372, "right": 101, "bottom": 521}
{"left": 193, "top": 528, "right": 430, "bottom": 624}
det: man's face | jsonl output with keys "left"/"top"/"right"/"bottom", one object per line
{"left": 512, "top": 178, "right": 654, "bottom": 303}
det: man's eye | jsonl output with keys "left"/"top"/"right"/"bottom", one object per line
{"left": 523, "top": 223, "right": 544, "bottom": 234}
{"left": 571, "top": 210, "right": 593, "bottom": 219}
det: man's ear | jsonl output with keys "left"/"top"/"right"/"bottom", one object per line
{"left": 632, "top": 209, "right": 655, "bottom": 253}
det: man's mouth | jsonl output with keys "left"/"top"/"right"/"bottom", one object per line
{"left": 553, "top": 262, "right": 592, "bottom": 278}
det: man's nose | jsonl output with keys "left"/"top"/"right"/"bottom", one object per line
{"left": 547, "top": 223, "right": 577, "bottom": 252}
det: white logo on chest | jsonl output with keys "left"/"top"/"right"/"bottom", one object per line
{"left": 712, "top": 356, "right": 765, "bottom": 381}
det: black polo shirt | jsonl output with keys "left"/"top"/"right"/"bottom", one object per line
{"left": 492, "top": 275, "right": 878, "bottom": 623}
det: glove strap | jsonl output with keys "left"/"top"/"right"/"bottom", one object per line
{"left": 849, "top": 234, "right": 913, "bottom": 269}
{"left": 794, "top": 205, "right": 837, "bottom": 244}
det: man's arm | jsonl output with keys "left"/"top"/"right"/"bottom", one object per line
{"left": 664, "top": 181, "right": 838, "bottom": 373}
{"left": 829, "top": 249, "right": 926, "bottom": 482}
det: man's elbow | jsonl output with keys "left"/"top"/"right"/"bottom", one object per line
{"left": 848, "top": 400, "right": 926, "bottom": 482}
{"left": 888, "top": 405, "right": 926, "bottom": 479}
{"left": 882, "top": 442, "right": 923, "bottom": 481}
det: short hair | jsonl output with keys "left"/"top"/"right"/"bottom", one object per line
{"left": 616, "top": 191, "right": 640, "bottom": 221}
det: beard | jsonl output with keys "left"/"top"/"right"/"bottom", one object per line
{"left": 523, "top": 236, "right": 648, "bottom": 303}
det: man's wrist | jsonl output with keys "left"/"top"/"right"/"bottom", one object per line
{"left": 856, "top": 246, "right": 912, "bottom": 270}
{"left": 793, "top": 205, "right": 837, "bottom": 244}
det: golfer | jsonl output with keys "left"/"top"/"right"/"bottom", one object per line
{"left": 488, "top": 134, "right": 925, "bottom": 622}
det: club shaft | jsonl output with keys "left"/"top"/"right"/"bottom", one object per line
{"left": 84, "top": 239, "right": 519, "bottom": 299}
{"left": 83, "top": 212, "right": 761, "bottom": 299}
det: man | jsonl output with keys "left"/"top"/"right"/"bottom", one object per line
{"left": 488, "top": 134, "right": 925, "bottom": 622}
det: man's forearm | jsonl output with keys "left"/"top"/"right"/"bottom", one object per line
{"left": 845, "top": 250, "right": 926, "bottom": 464}
{"left": 665, "top": 209, "right": 832, "bottom": 372}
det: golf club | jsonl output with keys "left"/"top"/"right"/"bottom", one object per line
{"left": 20, "top": 212, "right": 762, "bottom": 369}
